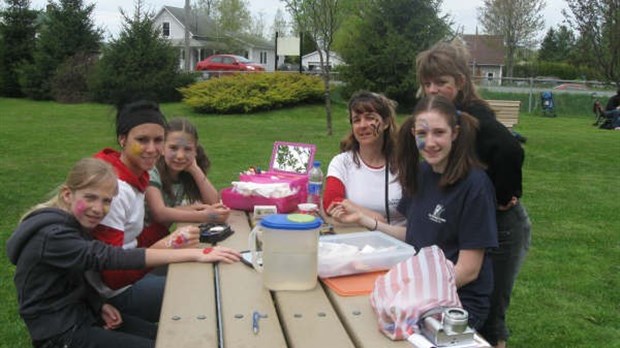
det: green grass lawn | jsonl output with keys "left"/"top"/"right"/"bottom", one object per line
{"left": 1, "top": 96, "right": 619, "bottom": 347}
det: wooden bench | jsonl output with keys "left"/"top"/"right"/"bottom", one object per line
{"left": 487, "top": 100, "right": 521, "bottom": 129}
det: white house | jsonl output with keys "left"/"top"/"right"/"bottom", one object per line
{"left": 152, "top": 6, "right": 277, "bottom": 71}
{"left": 460, "top": 34, "right": 505, "bottom": 86}
{"left": 301, "top": 50, "right": 345, "bottom": 71}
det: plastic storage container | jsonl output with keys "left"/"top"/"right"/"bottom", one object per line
{"left": 318, "top": 231, "right": 415, "bottom": 278}
{"left": 249, "top": 214, "right": 322, "bottom": 290}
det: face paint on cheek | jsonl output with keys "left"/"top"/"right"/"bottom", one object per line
{"left": 369, "top": 121, "right": 380, "bottom": 136}
{"left": 129, "top": 143, "right": 142, "bottom": 156}
{"left": 102, "top": 205, "right": 110, "bottom": 215}
{"left": 73, "top": 200, "right": 87, "bottom": 216}
{"left": 415, "top": 135, "right": 426, "bottom": 150}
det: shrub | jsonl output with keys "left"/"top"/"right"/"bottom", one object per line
{"left": 51, "top": 52, "right": 98, "bottom": 103}
{"left": 180, "top": 72, "right": 324, "bottom": 113}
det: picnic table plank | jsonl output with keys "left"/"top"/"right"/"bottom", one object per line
{"left": 322, "top": 286, "right": 411, "bottom": 348}
{"left": 156, "top": 263, "right": 217, "bottom": 348}
{"left": 274, "top": 287, "right": 355, "bottom": 348}
{"left": 218, "top": 210, "right": 288, "bottom": 347}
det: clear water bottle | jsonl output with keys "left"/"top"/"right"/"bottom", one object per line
{"left": 307, "top": 160, "right": 323, "bottom": 205}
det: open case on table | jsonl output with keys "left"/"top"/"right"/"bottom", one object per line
{"left": 221, "top": 141, "right": 316, "bottom": 213}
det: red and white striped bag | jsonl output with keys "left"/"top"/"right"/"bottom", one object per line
{"left": 370, "top": 245, "right": 461, "bottom": 340}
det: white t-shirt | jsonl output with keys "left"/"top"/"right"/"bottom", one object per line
{"left": 327, "top": 151, "right": 406, "bottom": 226}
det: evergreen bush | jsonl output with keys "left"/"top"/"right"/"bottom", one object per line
{"left": 180, "top": 72, "right": 323, "bottom": 114}
{"left": 50, "top": 52, "right": 98, "bottom": 103}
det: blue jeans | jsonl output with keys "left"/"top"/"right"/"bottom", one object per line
{"left": 479, "top": 203, "right": 531, "bottom": 345}
{"left": 107, "top": 273, "right": 166, "bottom": 323}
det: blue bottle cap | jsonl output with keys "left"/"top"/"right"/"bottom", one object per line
{"left": 260, "top": 214, "right": 322, "bottom": 230}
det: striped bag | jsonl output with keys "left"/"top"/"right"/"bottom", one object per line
{"left": 370, "top": 245, "right": 461, "bottom": 340}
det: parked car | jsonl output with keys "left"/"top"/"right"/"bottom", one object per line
{"left": 277, "top": 63, "right": 306, "bottom": 71}
{"left": 553, "top": 83, "right": 588, "bottom": 91}
{"left": 195, "top": 54, "right": 265, "bottom": 73}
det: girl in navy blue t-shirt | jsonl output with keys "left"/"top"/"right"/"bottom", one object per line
{"left": 329, "top": 95, "right": 498, "bottom": 329}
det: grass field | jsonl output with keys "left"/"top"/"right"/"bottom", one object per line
{"left": 1, "top": 94, "right": 619, "bottom": 347}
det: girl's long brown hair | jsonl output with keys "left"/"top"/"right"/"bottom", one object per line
{"left": 396, "top": 95, "right": 481, "bottom": 196}
{"left": 156, "top": 118, "right": 211, "bottom": 204}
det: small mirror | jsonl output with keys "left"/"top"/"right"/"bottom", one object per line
{"left": 269, "top": 141, "right": 316, "bottom": 174}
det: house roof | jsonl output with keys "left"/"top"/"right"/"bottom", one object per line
{"left": 461, "top": 35, "right": 505, "bottom": 66}
{"left": 159, "top": 6, "right": 223, "bottom": 40}
{"left": 157, "top": 6, "right": 274, "bottom": 49}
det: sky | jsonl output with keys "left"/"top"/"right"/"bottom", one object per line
{"left": 28, "top": 0, "right": 569, "bottom": 41}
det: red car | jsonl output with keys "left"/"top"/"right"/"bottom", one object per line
{"left": 195, "top": 54, "right": 265, "bottom": 72}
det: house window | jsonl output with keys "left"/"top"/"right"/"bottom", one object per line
{"left": 162, "top": 22, "right": 170, "bottom": 37}
{"left": 487, "top": 72, "right": 494, "bottom": 81}
{"left": 260, "top": 51, "right": 268, "bottom": 64}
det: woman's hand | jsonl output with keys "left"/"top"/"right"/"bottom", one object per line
{"left": 326, "top": 199, "right": 364, "bottom": 225}
{"left": 199, "top": 246, "right": 241, "bottom": 263}
{"left": 101, "top": 303, "right": 123, "bottom": 330}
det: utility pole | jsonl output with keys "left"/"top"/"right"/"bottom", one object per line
{"left": 184, "top": 0, "right": 191, "bottom": 71}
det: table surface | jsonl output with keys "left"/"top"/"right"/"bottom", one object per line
{"left": 155, "top": 210, "right": 410, "bottom": 348}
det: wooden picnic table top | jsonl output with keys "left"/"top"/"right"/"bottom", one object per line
{"left": 156, "top": 210, "right": 410, "bottom": 348}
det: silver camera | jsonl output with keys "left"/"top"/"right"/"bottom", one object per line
{"left": 421, "top": 307, "right": 475, "bottom": 347}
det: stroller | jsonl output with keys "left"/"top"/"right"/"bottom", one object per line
{"left": 541, "top": 91, "right": 556, "bottom": 117}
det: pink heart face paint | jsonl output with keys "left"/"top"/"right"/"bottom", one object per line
{"left": 73, "top": 199, "right": 87, "bottom": 216}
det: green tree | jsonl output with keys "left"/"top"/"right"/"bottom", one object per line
{"left": 215, "top": 0, "right": 251, "bottom": 34}
{"left": 19, "top": 0, "right": 102, "bottom": 100}
{"left": 89, "top": 0, "right": 185, "bottom": 105}
{"left": 478, "top": 0, "right": 545, "bottom": 77}
{"left": 0, "top": 0, "right": 38, "bottom": 97}
{"left": 283, "top": 0, "right": 346, "bottom": 135}
{"left": 563, "top": 0, "right": 619, "bottom": 85}
{"left": 336, "top": 0, "right": 450, "bottom": 109}
{"left": 538, "top": 25, "right": 576, "bottom": 63}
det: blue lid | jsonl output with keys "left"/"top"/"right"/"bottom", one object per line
{"left": 260, "top": 214, "right": 322, "bottom": 230}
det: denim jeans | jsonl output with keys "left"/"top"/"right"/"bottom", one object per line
{"left": 107, "top": 273, "right": 166, "bottom": 323}
{"left": 479, "top": 203, "right": 531, "bottom": 345}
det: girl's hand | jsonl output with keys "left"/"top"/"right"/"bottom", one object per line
{"left": 101, "top": 303, "right": 123, "bottom": 330}
{"left": 197, "top": 203, "right": 231, "bottom": 223}
{"left": 165, "top": 226, "right": 200, "bottom": 248}
{"left": 186, "top": 157, "right": 203, "bottom": 177}
{"left": 199, "top": 246, "right": 241, "bottom": 263}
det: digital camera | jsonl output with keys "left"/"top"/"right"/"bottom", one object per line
{"left": 421, "top": 307, "right": 475, "bottom": 347}
{"left": 198, "top": 223, "right": 234, "bottom": 244}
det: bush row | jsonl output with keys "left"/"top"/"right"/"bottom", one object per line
{"left": 180, "top": 72, "right": 324, "bottom": 114}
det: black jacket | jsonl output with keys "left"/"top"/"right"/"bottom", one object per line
{"left": 458, "top": 102, "right": 524, "bottom": 206}
{"left": 6, "top": 208, "right": 145, "bottom": 341}
{"left": 606, "top": 94, "right": 620, "bottom": 111}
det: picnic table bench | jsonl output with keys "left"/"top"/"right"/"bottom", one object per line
{"left": 156, "top": 210, "right": 410, "bottom": 348}
{"left": 487, "top": 100, "right": 521, "bottom": 129}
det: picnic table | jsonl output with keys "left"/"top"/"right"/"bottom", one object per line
{"left": 155, "top": 210, "right": 410, "bottom": 348}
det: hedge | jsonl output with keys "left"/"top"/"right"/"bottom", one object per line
{"left": 180, "top": 72, "right": 324, "bottom": 114}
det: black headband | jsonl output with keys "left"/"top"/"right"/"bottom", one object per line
{"left": 117, "top": 109, "right": 168, "bottom": 136}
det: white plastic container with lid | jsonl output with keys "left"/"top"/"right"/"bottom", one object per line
{"left": 249, "top": 213, "right": 322, "bottom": 290}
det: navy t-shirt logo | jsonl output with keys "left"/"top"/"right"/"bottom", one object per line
{"left": 428, "top": 204, "right": 446, "bottom": 223}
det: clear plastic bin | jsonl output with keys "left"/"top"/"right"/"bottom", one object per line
{"left": 318, "top": 231, "right": 415, "bottom": 278}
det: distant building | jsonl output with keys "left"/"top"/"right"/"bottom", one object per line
{"left": 301, "top": 50, "right": 345, "bottom": 71}
{"left": 152, "top": 6, "right": 276, "bottom": 71}
{"left": 460, "top": 34, "right": 505, "bottom": 85}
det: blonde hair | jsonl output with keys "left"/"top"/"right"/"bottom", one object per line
{"left": 21, "top": 158, "right": 118, "bottom": 221}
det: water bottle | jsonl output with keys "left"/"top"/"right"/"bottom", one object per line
{"left": 307, "top": 160, "right": 323, "bottom": 205}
